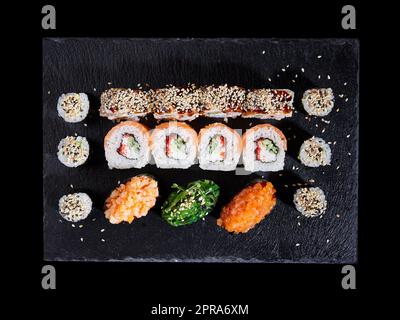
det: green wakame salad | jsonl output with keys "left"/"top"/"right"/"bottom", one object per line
{"left": 161, "top": 180, "right": 220, "bottom": 227}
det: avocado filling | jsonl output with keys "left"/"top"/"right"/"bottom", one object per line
{"left": 255, "top": 138, "right": 279, "bottom": 163}
{"left": 166, "top": 134, "right": 187, "bottom": 160}
{"left": 117, "top": 133, "right": 140, "bottom": 159}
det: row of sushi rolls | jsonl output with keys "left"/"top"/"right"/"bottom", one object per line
{"left": 56, "top": 85, "right": 334, "bottom": 233}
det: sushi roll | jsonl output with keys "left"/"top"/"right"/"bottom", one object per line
{"left": 299, "top": 137, "right": 331, "bottom": 167}
{"left": 57, "top": 136, "right": 89, "bottom": 167}
{"left": 302, "top": 88, "right": 334, "bottom": 116}
{"left": 217, "top": 181, "right": 276, "bottom": 233}
{"left": 150, "top": 121, "right": 198, "bottom": 169}
{"left": 152, "top": 85, "right": 202, "bottom": 121}
{"left": 104, "top": 121, "right": 150, "bottom": 169}
{"left": 198, "top": 123, "right": 242, "bottom": 171}
{"left": 201, "top": 85, "right": 246, "bottom": 118}
{"left": 57, "top": 93, "right": 89, "bottom": 123}
{"left": 99, "top": 88, "right": 151, "bottom": 121}
{"left": 242, "top": 124, "right": 287, "bottom": 172}
{"left": 59, "top": 193, "right": 92, "bottom": 222}
{"left": 242, "top": 89, "right": 294, "bottom": 119}
{"left": 293, "top": 187, "right": 327, "bottom": 217}
{"left": 104, "top": 175, "right": 159, "bottom": 224}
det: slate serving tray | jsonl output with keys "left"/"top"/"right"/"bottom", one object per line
{"left": 43, "top": 38, "right": 359, "bottom": 263}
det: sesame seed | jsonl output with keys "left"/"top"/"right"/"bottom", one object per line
{"left": 83, "top": 123, "right": 87, "bottom": 127}
{"left": 336, "top": 108, "right": 340, "bottom": 112}
{"left": 262, "top": 50, "right": 266, "bottom": 54}
{"left": 336, "top": 165, "right": 340, "bottom": 170}
{"left": 322, "top": 128, "right": 326, "bottom": 133}
{"left": 326, "top": 239, "right": 330, "bottom": 243}
{"left": 294, "top": 74, "right": 298, "bottom": 78}
{"left": 93, "top": 88, "right": 97, "bottom": 92}
{"left": 346, "top": 134, "right": 350, "bottom": 138}
{"left": 117, "top": 180, "right": 121, "bottom": 184}
{"left": 315, "top": 124, "right": 318, "bottom": 127}
{"left": 47, "top": 91, "right": 51, "bottom": 95}
{"left": 79, "top": 224, "right": 83, "bottom": 228}
{"left": 284, "top": 185, "right": 288, "bottom": 188}
{"left": 101, "top": 229, "right": 105, "bottom": 232}
{"left": 292, "top": 79, "right": 295, "bottom": 83}
{"left": 345, "top": 98, "right": 348, "bottom": 102}
{"left": 92, "top": 218, "right": 96, "bottom": 221}
{"left": 348, "top": 152, "right": 351, "bottom": 156}
{"left": 70, "top": 184, "right": 74, "bottom": 188}
{"left": 327, "top": 75, "right": 331, "bottom": 79}
{"left": 74, "top": 132, "right": 78, "bottom": 136}
{"left": 336, "top": 214, "right": 340, "bottom": 218}
{"left": 286, "top": 64, "right": 289, "bottom": 68}
{"left": 107, "top": 82, "right": 112, "bottom": 85}
{"left": 268, "top": 78, "right": 272, "bottom": 82}
{"left": 295, "top": 243, "right": 300, "bottom": 247}
{"left": 282, "top": 68, "right": 286, "bottom": 72}
{"left": 80, "top": 237, "right": 84, "bottom": 242}
{"left": 344, "top": 82, "right": 347, "bottom": 86}
{"left": 333, "top": 141, "right": 337, "bottom": 145}
{"left": 101, "top": 239, "right": 105, "bottom": 242}
{"left": 297, "top": 222, "right": 301, "bottom": 226}
{"left": 301, "top": 68, "right": 305, "bottom": 73}
{"left": 72, "top": 224, "right": 75, "bottom": 228}
{"left": 317, "top": 55, "right": 322, "bottom": 59}
{"left": 318, "top": 75, "right": 321, "bottom": 79}
{"left": 277, "top": 74, "right": 280, "bottom": 77}
{"left": 309, "top": 179, "right": 315, "bottom": 183}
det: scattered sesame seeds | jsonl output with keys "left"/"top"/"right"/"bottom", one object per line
{"left": 339, "top": 94, "right": 344, "bottom": 98}
{"left": 301, "top": 68, "right": 305, "bottom": 73}
{"left": 333, "top": 141, "right": 337, "bottom": 145}
{"left": 286, "top": 64, "right": 289, "bottom": 68}
{"left": 322, "top": 128, "right": 326, "bottom": 133}
{"left": 297, "top": 222, "right": 301, "bottom": 226}
{"left": 321, "top": 119, "right": 330, "bottom": 124}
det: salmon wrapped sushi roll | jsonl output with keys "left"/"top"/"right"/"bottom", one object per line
{"left": 150, "top": 121, "right": 198, "bottom": 169}
{"left": 242, "top": 124, "right": 287, "bottom": 172}
{"left": 217, "top": 181, "right": 277, "bottom": 233}
{"left": 104, "top": 121, "right": 150, "bottom": 169}
{"left": 198, "top": 123, "right": 242, "bottom": 171}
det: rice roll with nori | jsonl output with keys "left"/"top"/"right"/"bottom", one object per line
{"left": 57, "top": 135, "right": 89, "bottom": 167}
{"left": 198, "top": 123, "right": 242, "bottom": 171}
{"left": 59, "top": 193, "right": 92, "bottom": 222}
{"left": 242, "top": 124, "right": 287, "bottom": 172}
{"left": 150, "top": 121, "right": 198, "bottom": 169}
{"left": 57, "top": 93, "right": 90, "bottom": 123}
{"left": 104, "top": 121, "right": 150, "bottom": 169}
{"left": 299, "top": 137, "right": 331, "bottom": 167}
{"left": 302, "top": 88, "right": 334, "bottom": 116}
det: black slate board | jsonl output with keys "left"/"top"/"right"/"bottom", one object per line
{"left": 43, "top": 38, "right": 359, "bottom": 263}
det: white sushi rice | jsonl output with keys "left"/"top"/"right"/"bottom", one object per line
{"left": 57, "top": 93, "right": 89, "bottom": 123}
{"left": 59, "top": 192, "right": 92, "bottom": 222}
{"left": 57, "top": 136, "right": 89, "bottom": 167}
{"left": 302, "top": 88, "right": 334, "bottom": 116}
{"left": 104, "top": 124, "right": 150, "bottom": 169}
{"left": 243, "top": 126, "right": 286, "bottom": 172}
{"left": 151, "top": 123, "right": 197, "bottom": 169}
{"left": 299, "top": 137, "right": 331, "bottom": 167}
{"left": 293, "top": 187, "right": 327, "bottom": 217}
{"left": 199, "top": 125, "right": 241, "bottom": 171}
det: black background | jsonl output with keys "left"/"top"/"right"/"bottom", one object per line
{"left": 7, "top": 0, "right": 378, "bottom": 316}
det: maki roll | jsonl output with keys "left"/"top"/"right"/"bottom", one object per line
{"left": 242, "top": 124, "right": 287, "bottom": 172}
{"left": 201, "top": 85, "right": 246, "bottom": 118}
{"left": 57, "top": 136, "right": 89, "bottom": 167}
{"left": 302, "top": 88, "right": 334, "bottom": 116}
{"left": 150, "top": 121, "right": 198, "bottom": 169}
{"left": 217, "top": 181, "right": 276, "bottom": 233}
{"left": 57, "top": 93, "right": 89, "bottom": 123}
{"left": 198, "top": 123, "right": 242, "bottom": 171}
{"left": 242, "top": 89, "right": 294, "bottom": 119}
{"left": 152, "top": 85, "right": 202, "bottom": 121}
{"left": 99, "top": 88, "right": 151, "bottom": 121}
{"left": 104, "top": 175, "right": 159, "bottom": 224}
{"left": 299, "top": 137, "right": 331, "bottom": 167}
{"left": 59, "top": 193, "right": 92, "bottom": 222}
{"left": 104, "top": 121, "right": 150, "bottom": 169}
{"left": 293, "top": 187, "right": 327, "bottom": 217}
{"left": 161, "top": 180, "right": 220, "bottom": 227}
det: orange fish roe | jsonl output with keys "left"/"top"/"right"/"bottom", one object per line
{"left": 217, "top": 181, "right": 276, "bottom": 233}
{"left": 104, "top": 175, "right": 159, "bottom": 224}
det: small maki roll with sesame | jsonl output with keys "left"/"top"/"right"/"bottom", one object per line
{"left": 242, "top": 124, "right": 287, "bottom": 172}
{"left": 201, "top": 85, "right": 246, "bottom": 118}
{"left": 302, "top": 88, "right": 334, "bottom": 116}
{"left": 99, "top": 88, "right": 151, "bottom": 121}
{"left": 198, "top": 123, "right": 242, "bottom": 171}
{"left": 150, "top": 121, "right": 198, "bottom": 169}
{"left": 104, "top": 121, "right": 150, "bottom": 169}
{"left": 293, "top": 187, "right": 327, "bottom": 217}
{"left": 299, "top": 137, "right": 331, "bottom": 167}
{"left": 57, "top": 136, "right": 89, "bottom": 167}
{"left": 59, "top": 193, "right": 92, "bottom": 222}
{"left": 152, "top": 85, "right": 202, "bottom": 121}
{"left": 242, "top": 89, "right": 294, "bottom": 119}
{"left": 57, "top": 93, "right": 90, "bottom": 123}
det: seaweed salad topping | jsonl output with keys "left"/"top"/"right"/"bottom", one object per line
{"left": 161, "top": 179, "right": 220, "bottom": 227}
